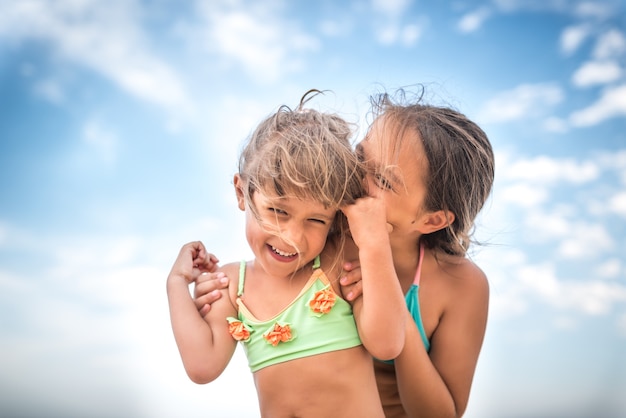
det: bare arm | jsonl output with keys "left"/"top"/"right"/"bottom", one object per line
{"left": 395, "top": 266, "right": 489, "bottom": 418}
{"left": 341, "top": 196, "right": 406, "bottom": 360}
{"left": 166, "top": 242, "right": 238, "bottom": 384}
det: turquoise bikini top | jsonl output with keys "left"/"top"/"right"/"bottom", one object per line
{"left": 227, "top": 257, "right": 362, "bottom": 372}
{"left": 380, "top": 245, "right": 431, "bottom": 365}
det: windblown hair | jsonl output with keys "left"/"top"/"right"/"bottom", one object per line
{"left": 370, "top": 87, "right": 495, "bottom": 257}
{"left": 238, "top": 89, "right": 365, "bottom": 250}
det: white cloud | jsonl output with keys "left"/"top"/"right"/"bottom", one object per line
{"left": 0, "top": 216, "right": 259, "bottom": 417}
{"left": 502, "top": 155, "right": 600, "bottom": 184}
{"left": 574, "top": 1, "right": 616, "bottom": 20}
{"left": 572, "top": 60, "right": 622, "bottom": 87}
{"left": 401, "top": 24, "right": 422, "bottom": 45}
{"left": 0, "top": 0, "right": 192, "bottom": 114}
{"left": 617, "top": 313, "right": 626, "bottom": 338}
{"left": 560, "top": 24, "right": 591, "bottom": 54}
{"left": 319, "top": 19, "right": 351, "bottom": 37}
{"left": 543, "top": 116, "right": 569, "bottom": 133}
{"left": 553, "top": 315, "right": 578, "bottom": 330}
{"left": 369, "top": 0, "right": 423, "bottom": 46}
{"left": 457, "top": 7, "right": 492, "bottom": 33}
{"left": 195, "top": 1, "right": 319, "bottom": 83}
{"left": 569, "top": 83, "right": 626, "bottom": 126}
{"left": 567, "top": 280, "right": 626, "bottom": 315}
{"left": 524, "top": 209, "right": 571, "bottom": 239}
{"left": 557, "top": 221, "right": 613, "bottom": 259}
{"left": 478, "top": 83, "right": 563, "bottom": 123}
{"left": 33, "top": 78, "right": 65, "bottom": 103}
{"left": 371, "top": 0, "right": 410, "bottom": 17}
{"left": 83, "top": 120, "right": 119, "bottom": 165}
{"left": 517, "top": 263, "right": 626, "bottom": 315}
{"left": 373, "top": 21, "right": 424, "bottom": 46}
{"left": 598, "top": 149, "right": 626, "bottom": 185}
{"left": 595, "top": 258, "right": 622, "bottom": 278}
{"left": 593, "top": 29, "right": 626, "bottom": 59}
{"left": 608, "top": 191, "right": 626, "bottom": 217}
{"left": 500, "top": 182, "right": 548, "bottom": 208}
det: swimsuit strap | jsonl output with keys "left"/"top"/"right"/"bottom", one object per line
{"left": 237, "top": 256, "right": 320, "bottom": 297}
{"left": 312, "top": 255, "right": 321, "bottom": 269}
{"left": 413, "top": 243, "right": 425, "bottom": 286}
{"left": 237, "top": 260, "right": 246, "bottom": 297}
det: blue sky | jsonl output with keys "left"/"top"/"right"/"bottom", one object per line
{"left": 1, "top": 0, "right": 625, "bottom": 417}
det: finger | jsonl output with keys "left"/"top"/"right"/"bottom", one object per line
{"left": 342, "top": 259, "right": 361, "bottom": 272}
{"left": 194, "top": 289, "right": 223, "bottom": 310}
{"left": 345, "top": 280, "right": 363, "bottom": 301}
{"left": 194, "top": 273, "right": 228, "bottom": 298}
{"left": 196, "top": 272, "right": 228, "bottom": 288}
{"left": 199, "top": 304, "right": 211, "bottom": 318}
{"left": 340, "top": 273, "right": 358, "bottom": 286}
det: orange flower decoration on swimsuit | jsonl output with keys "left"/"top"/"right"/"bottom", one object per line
{"left": 309, "top": 287, "right": 336, "bottom": 316}
{"left": 263, "top": 322, "right": 293, "bottom": 346}
{"left": 227, "top": 317, "right": 251, "bottom": 342}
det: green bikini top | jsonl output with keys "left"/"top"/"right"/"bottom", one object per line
{"left": 226, "top": 257, "right": 362, "bottom": 372}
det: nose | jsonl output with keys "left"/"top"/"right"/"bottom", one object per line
{"left": 278, "top": 220, "right": 304, "bottom": 250}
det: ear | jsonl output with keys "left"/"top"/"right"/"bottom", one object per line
{"left": 416, "top": 210, "right": 455, "bottom": 234}
{"left": 233, "top": 174, "right": 246, "bottom": 211}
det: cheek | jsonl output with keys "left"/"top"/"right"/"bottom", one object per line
{"left": 309, "top": 226, "right": 333, "bottom": 250}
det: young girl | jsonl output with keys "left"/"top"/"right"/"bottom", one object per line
{"left": 167, "top": 91, "right": 406, "bottom": 417}
{"left": 340, "top": 90, "right": 495, "bottom": 417}
{"left": 194, "top": 88, "right": 495, "bottom": 418}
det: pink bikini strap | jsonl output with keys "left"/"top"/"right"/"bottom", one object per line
{"left": 413, "top": 243, "right": 425, "bottom": 286}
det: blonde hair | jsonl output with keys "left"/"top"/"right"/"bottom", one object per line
{"left": 238, "top": 90, "right": 365, "bottom": 257}
{"left": 370, "top": 87, "right": 495, "bottom": 257}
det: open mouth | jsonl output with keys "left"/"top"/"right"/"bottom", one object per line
{"left": 269, "top": 245, "right": 297, "bottom": 258}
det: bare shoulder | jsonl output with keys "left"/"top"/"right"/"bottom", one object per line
{"left": 426, "top": 252, "right": 489, "bottom": 313}
{"left": 438, "top": 255, "right": 489, "bottom": 315}
{"left": 217, "top": 261, "right": 244, "bottom": 307}
{"left": 447, "top": 257, "right": 488, "bottom": 292}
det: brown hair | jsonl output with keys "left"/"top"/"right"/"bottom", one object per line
{"left": 371, "top": 87, "right": 495, "bottom": 256}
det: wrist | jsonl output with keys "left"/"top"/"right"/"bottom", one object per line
{"left": 357, "top": 233, "right": 391, "bottom": 256}
{"left": 167, "top": 273, "right": 190, "bottom": 288}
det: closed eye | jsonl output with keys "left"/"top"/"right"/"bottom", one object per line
{"left": 373, "top": 173, "right": 394, "bottom": 191}
{"left": 269, "top": 207, "right": 287, "bottom": 216}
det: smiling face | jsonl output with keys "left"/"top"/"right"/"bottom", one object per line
{"left": 235, "top": 174, "right": 336, "bottom": 278}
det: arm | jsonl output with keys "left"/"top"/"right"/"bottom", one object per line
{"left": 395, "top": 266, "right": 489, "bottom": 418}
{"left": 166, "top": 242, "right": 238, "bottom": 384}
{"left": 341, "top": 196, "right": 406, "bottom": 360}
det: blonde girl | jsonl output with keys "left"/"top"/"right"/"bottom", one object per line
{"left": 167, "top": 90, "right": 406, "bottom": 417}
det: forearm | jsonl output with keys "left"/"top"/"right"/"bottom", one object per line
{"left": 167, "top": 274, "right": 228, "bottom": 383}
{"left": 356, "top": 241, "right": 406, "bottom": 360}
{"left": 395, "top": 314, "right": 457, "bottom": 418}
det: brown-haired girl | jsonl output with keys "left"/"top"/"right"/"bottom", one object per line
{"left": 340, "top": 89, "right": 494, "bottom": 417}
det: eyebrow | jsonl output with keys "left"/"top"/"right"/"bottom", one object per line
{"left": 356, "top": 142, "right": 404, "bottom": 188}
{"left": 269, "top": 198, "right": 336, "bottom": 221}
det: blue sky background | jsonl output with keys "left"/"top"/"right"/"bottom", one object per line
{"left": 1, "top": 0, "right": 625, "bottom": 417}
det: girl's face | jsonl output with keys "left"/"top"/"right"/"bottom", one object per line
{"left": 357, "top": 116, "right": 429, "bottom": 239}
{"left": 235, "top": 175, "right": 336, "bottom": 277}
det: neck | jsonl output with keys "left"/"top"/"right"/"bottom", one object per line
{"left": 389, "top": 234, "right": 422, "bottom": 292}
